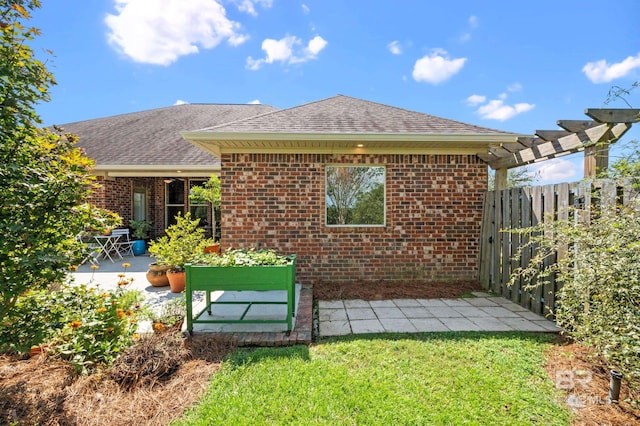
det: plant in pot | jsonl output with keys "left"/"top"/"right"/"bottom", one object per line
{"left": 189, "top": 175, "right": 221, "bottom": 253}
{"left": 130, "top": 219, "right": 152, "bottom": 256}
{"left": 148, "top": 212, "right": 208, "bottom": 293}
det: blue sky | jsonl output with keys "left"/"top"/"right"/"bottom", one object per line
{"left": 30, "top": 0, "right": 640, "bottom": 184}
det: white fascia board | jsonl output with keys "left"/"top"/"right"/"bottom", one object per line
{"left": 92, "top": 164, "right": 220, "bottom": 177}
{"left": 181, "top": 131, "right": 525, "bottom": 143}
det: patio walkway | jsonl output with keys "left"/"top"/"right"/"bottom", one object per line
{"left": 71, "top": 257, "right": 560, "bottom": 345}
{"left": 318, "top": 293, "right": 561, "bottom": 337}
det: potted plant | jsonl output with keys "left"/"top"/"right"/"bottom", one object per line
{"left": 148, "top": 212, "right": 208, "bottom": 293}
{"left": 130, "top": 219, "right": 152, "bottom": 256}
{"left": 189, "top": 175, "right": 221, "bottom": 252}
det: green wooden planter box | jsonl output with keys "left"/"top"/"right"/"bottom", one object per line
{"left": 185, "top": 255, "right": 297, "bottom": 332}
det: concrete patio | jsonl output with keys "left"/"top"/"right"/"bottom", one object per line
{"left": 318, "top": 294, "right": 560, "bottom": 337}
{"left": 71, "top": 255, "right": 560, "bottom": 344}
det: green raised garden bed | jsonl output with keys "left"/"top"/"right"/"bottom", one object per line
{"left": 185, "top": 254, "right": 297, "bottom": 332}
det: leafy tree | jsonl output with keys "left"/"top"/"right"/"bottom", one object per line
{"left": 351, "top": 183, "right": 384, "bottom": 224}
{"left": 326, "top": 166, "right": 384, "bottom": 225}
{"left": 0, "top": 1, "right": 111, "bottom": 321}
{"left": 487, "top": 166, "right": 537, "bottom": 190}
{"left": 189, "top": 174, "right": 221, "bottom": 207}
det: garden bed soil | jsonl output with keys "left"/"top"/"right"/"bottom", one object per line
{"left": 0, "top": 334, "right": 237, "bottom": 426}
{"left": 544, "top": 340, "right": 640, "bottom": 425}
{"left": 313, "top": 280, "right": 483, "bottom": 300}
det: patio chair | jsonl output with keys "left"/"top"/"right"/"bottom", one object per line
{"left": 111, "top": 228, "right": 134, "bottom": 257}
{"left": 77, "top": 234, "right": 100, "bottom": 266}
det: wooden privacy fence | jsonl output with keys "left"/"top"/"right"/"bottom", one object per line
{"left": 479, "top": 179, "right": 638, "bottom": 317}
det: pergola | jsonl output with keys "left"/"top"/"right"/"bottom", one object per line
{"left": 477, "top": 109, "right": 640, "bottom": 189}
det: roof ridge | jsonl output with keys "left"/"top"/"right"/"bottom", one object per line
{"left": 58, "top": 103, "right": 274, "bottom": 127}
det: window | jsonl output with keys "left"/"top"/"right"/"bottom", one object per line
{"left": 165, "top": 179, "right": 185, "bottom": 226}
{"left": 133, "top": 187, "right": 147, "bottom": 221}
{"left": 326, "top": 165, "right": 385, "bottom": 226}
{"left": 189, "top": 179, "right": 209, "bottom": 231}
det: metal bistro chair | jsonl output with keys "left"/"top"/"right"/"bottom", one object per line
{"left": 111, "top": 228, "right": 134, "bottom": 258}
{"left": 76, "top": 234, "right": 101, "bottom": 266}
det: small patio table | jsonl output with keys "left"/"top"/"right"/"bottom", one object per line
{"left": 93, "top": 234, "right": 122, "bottom": 263}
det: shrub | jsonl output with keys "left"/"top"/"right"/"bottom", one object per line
{"left": 148, "top": 212, "right": 209, "bottom": 271}
{"left": 200, "top": 248, "right": 293, "bottom": 267}
{"left": 0, "top": 265, "right": 144, "bottom": 374}
{"left": 510, "top": 198, "right": 640, "bottom": 386}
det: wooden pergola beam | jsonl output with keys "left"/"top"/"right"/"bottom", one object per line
{"left": 557, "top": 120, "right": 599, "bottom": 133}
{"left": 585, "top": 108, "right": 640, "bottom": 123}
{"left": 487, "top": 124, "right": 611, "bottom": 170}
{"left": 535, "top": 130, "right": 572, "bottom": 141}
{"left": 478, "top": 109, "right": 637, "bottom": 171}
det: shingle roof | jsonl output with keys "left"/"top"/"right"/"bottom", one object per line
{"left": 59, "top": 103, "right": 277, "bottom": 167}
{"left": 199, "top": 95, "right": 513, "bottom": 135}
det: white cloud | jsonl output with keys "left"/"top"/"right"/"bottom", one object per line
{"left": 507, "top": 82, "right": 522, "bottom": 92}
{"left": 232, "top": 0, "right": 272, "bottom": 16}
{"left": 246, "top": 35, "right": 328, "bottom": 70}
{"left": 476, "top": 99, "right": 535, "bottom": 121}
{"left": 466, "top": 94, "right": 486, "bottom": 106}
{"left": 105, "top": 0, "right": 248, "bottom": 66}
{"left": 174, "top": 99, "right": 189, "bottom": 105}
{"left": 305, "top": 35, "right": 328, "bottom": 57}
{"left": 459, "top": 15, "right": 478, "bottom": 42}
{"left": 301, "top": 4, "right": 310, "bottom": 14}
{"left": 388, "top": 41, "right": 402, "bottom": 55}
{"left": 530, "top": 158, "right": 580, "bottom": 183}
{"left": 412, "top": 49, "right": 466, "bottom": 84}
{"left": 583, "top": 53, "right": 640, "bottom": 83}
{"left": 247, "top": 99, "right": 261, "bottom": 104}
{"left": 498, "top": 92, "right": 508, "bottom": 100}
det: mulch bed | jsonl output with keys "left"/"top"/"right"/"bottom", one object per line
{"left": 544, "top": 339, "right": 640, "bottom": 425}
{"left": 0, "top": 334, "right": 237, "bottom": 426}
{"left": 313, "top": 280, "right": 483, "bottom": 300}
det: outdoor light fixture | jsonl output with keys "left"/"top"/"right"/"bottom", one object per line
{"left": 356, "top": 143, "right": 364, "bottom": 148}
{"left": 163, "top": 178, "right": 174, "bottom": 184}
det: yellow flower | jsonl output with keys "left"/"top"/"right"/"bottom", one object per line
{"left": 69, "top": 320, "right": 82, "bottom": 328}
{"left": 129, "top": 318, "right": 137, "bottom": 324}
{"left": 153, "top": 322, "right": 166, "bottom": 332}
{"left": 125, "top": 310, "right": 133, "bottom": 316}
{"left": 101, "top": 293, "right": 110, "bottom": 298}
{"left": 116, "top": 309, "right": 125, "bottom": 319}
{"left": 68, "top": 265, "right": 78, "bottom": 271}
{"left": 90, "top": 264, "right": 99, "bottom": 270}
{"left": 122, "top": 262, "right": 131, "bottom": 268}
{"left": 132, "top": 333, "right": 140, "bottom": 339}
{"left": 96, "top": 307, "right": 107, "bottom": 313}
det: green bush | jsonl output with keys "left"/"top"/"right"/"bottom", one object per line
{"left": 0, "top": 267, "right": 143, "bottom": 374}
{"left": 510, "top": 198, "right": 640, "bottom": 385}
{"left": 200, "top": 248, "right": 293, "bottom": 266}
{"left": 148, "top": 212, "right": 209, "bottom": 271}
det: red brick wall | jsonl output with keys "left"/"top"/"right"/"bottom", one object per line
{"left": 220, "top": 153, "right": 487, "bottom": 285}
{"left": 87, "top": 176, "right": 163, "bottom": 238}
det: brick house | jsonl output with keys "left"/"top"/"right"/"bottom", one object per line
{"left": 181, "top": 95, "right": 519, "bottom": 284}
{"left": 65, "top": 95, "right": 519, "bottom": 285}
{"left": 62, "top": 103, "right": 277, "bottom": 238}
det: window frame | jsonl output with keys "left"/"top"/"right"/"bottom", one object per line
{"left": 325, "top": 164, "right": 386, "bottom": 228}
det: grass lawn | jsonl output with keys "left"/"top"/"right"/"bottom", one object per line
{"left": 176, "top": 332, "right": 571, "bottom": 425}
